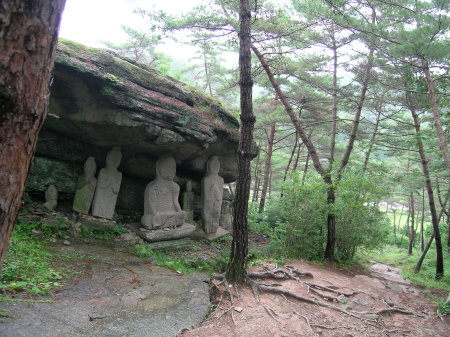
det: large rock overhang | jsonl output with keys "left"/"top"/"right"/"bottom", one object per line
{"left": 28, "top": 39, "right": 258, "bottom": 218}
{"left": 42, "top": 39, "right": 244, "bottom": 179}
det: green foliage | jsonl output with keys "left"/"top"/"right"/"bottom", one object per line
{"left": 333, "top": 170, "right": 391, "bottom": 261}
{"left": 134, "top": 244, "right": 228, "bottom": 275}
{"left": 80, "top": 225, "right": 127, "bottom": 240}
{"left": 13, "top": 218, "right": 71, "bottom": 239}
{"left": 251, "top": 170, "right": 390, "bottom": 263}
{"left": 0, "top": 223, "right": 63, "bottom": 294}
{"left": 438, "top": 302, "right": 450, "bottom": 315}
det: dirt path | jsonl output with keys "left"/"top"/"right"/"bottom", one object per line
{"left": 181, "top": 260, "right": 449, "bottom": 337}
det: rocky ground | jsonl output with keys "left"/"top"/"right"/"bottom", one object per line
{"left": 1, "top": 208, "right": 448, "bottom": 337}
{"left": 0, "top": 237, "right": 210, "bottom": 337}
{"left": 181, "top": 260, "right": 449, "bottom": 337}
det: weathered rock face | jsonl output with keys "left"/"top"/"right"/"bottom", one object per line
{"left": 26, "top": 39, "right": 247, "bottom": 220}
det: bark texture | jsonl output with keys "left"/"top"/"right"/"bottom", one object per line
{"left": 408, "top": 91, "right": 444, "bottom": 279}
{"left": 421, "top": 59, "right": 450, "bottom": 171}
{"left": 0, "top": 0, "right": 66, "bottom": 268}
{"left": 259, "top": 122, "right": 275, "bottom": 212}
{"left": 225, "top": 0, "right": 254, "bottom": 284}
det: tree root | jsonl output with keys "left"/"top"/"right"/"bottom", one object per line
{"left": 358, "top": 307, "right": 414, "bottom": 316}
{"left": 208, "top": 266, "right": 419, "bottom": 336}
{"left": 295, "top": 311, "right": 352, "bottom": 330}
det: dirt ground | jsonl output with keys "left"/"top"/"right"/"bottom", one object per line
{"left": 5, "top": 207, "right": 449, "bottom": 337}
{"left": 179, "top": 260, "right": 449, "bottom": 337}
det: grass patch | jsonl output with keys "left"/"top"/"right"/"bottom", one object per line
{"left": 0, "top": 297, "right": 55, "bottom": 303}
{"left": 134, "top": 244, "right": 228, "bottom": 275}
{"left": 80, "top": 225, "right": 127, "bottom": 240}
{"left": 361, "top": 245, "right": 450, "bottom": 292}
{"left": 0, "top": 222, "right": 65, "bottom": 294}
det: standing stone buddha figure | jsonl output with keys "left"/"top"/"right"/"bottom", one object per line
{"left": 92, "top": 147, "right": 122, "bottom": 220}
{"left": 73, "top": 157, "right": 97, "bottom": 214}
{"left": 201, "top": 156, "right": 224, "bottom": 234}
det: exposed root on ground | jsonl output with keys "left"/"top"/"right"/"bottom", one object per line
{"left": 208, "top": 265, "right": 421, "bottom": 335}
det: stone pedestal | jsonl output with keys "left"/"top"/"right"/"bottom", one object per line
{"left": 137, "top": 223, "right": 196, "bottom": 242}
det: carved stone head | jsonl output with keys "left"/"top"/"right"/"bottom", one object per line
{"left": 84, "top": 157, "right": 96, "bottom": 177}
{"left": 106, "top": 147, "right": 121, "bottom": 169}
{"left": 156, "top": 155, "right": 176, "bottom": 181}
{"left": 45, "top": 185, "right": 58, "bottom": 201}
{"left": 207, "top": 156, "right": 220, "bottom": 175}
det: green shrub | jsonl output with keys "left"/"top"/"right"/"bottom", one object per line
{"left": 254, "top": 170, "right": 390, "bottom": 263}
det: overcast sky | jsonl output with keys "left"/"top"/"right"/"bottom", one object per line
{"left": 59, "top": 0, "right": 202, "bottom": 55}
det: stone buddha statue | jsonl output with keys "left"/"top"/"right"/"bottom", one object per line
{"left": 43, "top": 185, "right": 58, "bottom": 211}
{"left": 182, "top": 180, "right": 194, "bottom": 224}
{"left": 91, "top": 147, "right": 122, "bottom": 220}
{"left": 201, "top": 156, "right": 224, "bottom": 234}
{"left": 141, "top": 155, "right": 185, "bottom": 230}
{"left": 73, "top": 157, "right": 97, "bottom": 214}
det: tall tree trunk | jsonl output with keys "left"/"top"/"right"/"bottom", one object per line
{"left": 251, "top": 144, "right": 261, "bottom": 203}
{"left": 337, "top": 45, "right": 374, "bottom": 177}
{"left": 421, "top": 59, "right": 450, "bottom": 171}
{"left": 420, "top": 186, "right": 425, "bottom": 252}
{"left": 362, "top": 108, "right": 381, "bottom": 172}
{"left": 282, "top": 132, "right": 298, "bottom": 183}
{"left": 252, "top": 31, "right": 375, "bottom": 260}
{"left": 324, "top": 185, "right": 336, "bottom": 259}
{"left": 407, "top": 91, "right": 444, "bottom": 279}
{"left": 0, "top": 0, "right": 66, "bottom": 269}
{"left": 259, "top": 122, "right": 276, "bottom": 212}
{"left": 393, "top": 209, "right": 397, "bottom": 246}
{"left": 226, "top": 0, "right": 254, "bottom": 284}
{"left": 301, "top": 152, "right": 310, "bottom": 185}
{"left": 400, "top": 209, "right": 410, "bottom": 248}
{"left": 268, "top": 168, "right": 273, "bottom": 198}
{"left": 329, "top": 26, "right": 338, "bottom": 166}
{"left": 408, "top": 192, "right": 415, "bottom": 255}
{"left": 414, "top": 189, "right": 449, "bottom": 273}
{"left": 251, "top": 45, "right": 327, "bottom": 177}
{"left": 292, "top": 141, "right": 302, "bottom": 172}
{"left": 436, "top": 179, "right": 450, "bottom": 250}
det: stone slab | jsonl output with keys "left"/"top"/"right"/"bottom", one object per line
{"left": 369, "top": 263, "right": 411, "bottom": 286}
{"left": 205, "top": 227, "right": 229, "bottom": 241}
{"left": 137, "top": 223, "right": 196, "bottom": 242}
{"left": 0, "top": 242, "right": 210, "bottom": 337}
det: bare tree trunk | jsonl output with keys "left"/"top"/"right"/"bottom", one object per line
{"left": 393, "top": 209, "right": 397, "bottom": 246}
{"left": 252, "top": 26, "right": 375, "bottom": 260}
{"left": 302, "top": 152, "right": 310, "bottom": 185}
{"left": 400, "top": 209, "right": 410, "bottom": 248}
{"left": 0, "top": 0, "right": 66, "bottom": 269}
{"left": 362, "top": 108, "right": 381, "bottom": 172}
{"left": 408, "top": 192, "right": 415, "bottom": 255}
{"left": 226, "top": 0, "right": 254, "bottom": 284}
{"left": 420, "top": 186, "right": 425, "bottom": 252}
{"left": 259, "top": 122, "right": 276, "bottom": 212}
{"left": 408, "top": 91, "right": 444, "bottom": 279}
{"left": 337, "top": 45, "right": 374, "bottom": 177}
{"left": 329, "top": 26, "right": 338, "bottom": 166}
{"left": 421, "top": 59, "right": 450, "bottom": 171}
{"left": 268, "top": 168, "right": 273, "bottom": 198}
{"left": 282, "top": 132, "right": 298, "bottom": 183}
{"left": 252, "top": 143, "right": 261, "bottom": 203}
{"left": 436, "top": 179, "right": 450, "bottom": 250}
{"left": 414, "top": 189, "right": 449, "bottom": 273}
{"left": 292, "top": 141, "right": 302, "bottom": 172}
